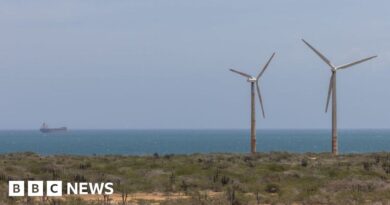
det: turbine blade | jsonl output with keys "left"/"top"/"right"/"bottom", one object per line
{"left": 302, "top": 39, "right": 335, "bottom": 69}
{"left": 257, "top": 52, "right": 276, "bottom": 79}
{"left": 256, "top": 82, "right": 265, "bottom": 118}
{"left": 325, "top": 73, "right": 334, "bottom": 113}
{"left": 229, "top": 69, "right": 252, "bottom": 78}
{"left": 336, "top": 55, "right": 377, "bottom": 70}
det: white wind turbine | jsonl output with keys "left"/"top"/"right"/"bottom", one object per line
{"left": 229, "top": 53, "right": 275, "bottom": 154}
{"left": 302, "top": 39, "right": 377, "bottom": 155}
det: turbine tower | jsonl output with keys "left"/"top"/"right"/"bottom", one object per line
{"left": 229, "top": 53, "right": 275, "bottom": 154}
{"left": 302, "top": 39, "right": 377, "bottom": 155}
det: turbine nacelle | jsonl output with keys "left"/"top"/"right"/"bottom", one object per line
{"left": 247, "top": 77, "right": 257, "bottom": 83}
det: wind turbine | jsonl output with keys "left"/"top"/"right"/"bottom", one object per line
{"left": 302, "top": 39, "right": 377, "bottom": 155}
{"left": 229, "top": 53, "right": 275, "bottom": 154}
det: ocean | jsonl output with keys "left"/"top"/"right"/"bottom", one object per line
{"left": 0, "top": 129, "right": 389, "bottom": 155}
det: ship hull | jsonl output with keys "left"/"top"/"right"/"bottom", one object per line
{"left": 40, "top": 127, "right": 67, "bottom": 133}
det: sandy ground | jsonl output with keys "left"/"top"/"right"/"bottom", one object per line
{"left": 26, "top": 192, "right": 294, "bottom": 205}
{"left": 65, "top": 192, "right": 194, "bottom": 203}
{"left": 14, "top": 192, "right": 197, "bottom": 205}
{"left": 66, "top": 192, "right": 289, "bottom": 205}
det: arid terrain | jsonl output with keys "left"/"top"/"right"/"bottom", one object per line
{"left": 2, "top": 152, "right": 390, "bottom": 204}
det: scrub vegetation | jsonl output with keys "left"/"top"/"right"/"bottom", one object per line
{"left": 1, "top": 152, "right": 390, "bottom": 204}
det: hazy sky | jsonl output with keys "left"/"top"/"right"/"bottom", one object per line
{"left": 0, "top": 0, "right": 389, "bottom": 129}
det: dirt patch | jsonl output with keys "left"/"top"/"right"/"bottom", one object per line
{"left": 68, "top": 192, "right": 190, "bottom": 203}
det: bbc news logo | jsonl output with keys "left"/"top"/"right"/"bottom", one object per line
{"left": 9, "top": 181, "right": 114, "bottom": 196}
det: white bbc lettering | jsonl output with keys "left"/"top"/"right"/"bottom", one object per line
{"left": 89, "top": 183, "right": 104, "bottom": 195}
{"left": 9, "top": 181, "right": 114, "bottom": 196}
{"left": 67, "top": 183, "right": 78, "bottom": 195}
{"left": 28, "top": 181, "right": 44, "bottom": 196}
{"left": 47, "top": 181, "right": 62, "bottom": 196}
{"left": 105, "top": 183, "right": 114, "bottom": 195}
{"left": 79, "top": 182, "right": 89, "bottom": 195}
{"left": 9, "top": 181, "right": 24, "bottom": 196}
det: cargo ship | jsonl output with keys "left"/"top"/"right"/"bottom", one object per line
{"left": 40, "top": 123, "right": 67, "bottom": 133}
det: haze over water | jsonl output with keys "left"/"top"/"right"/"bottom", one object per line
{"left": 1, "top": 129, "right": 389, "bottom": 155}
{"left": 1, "top": 1, "right": 390, "bottom": 131}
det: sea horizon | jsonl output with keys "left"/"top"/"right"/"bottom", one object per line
{"left": 0, "top": 129, "right": 389, "bottom": 155}
{"left": 1, "top": 128, "right": 390, "bottom": 131}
